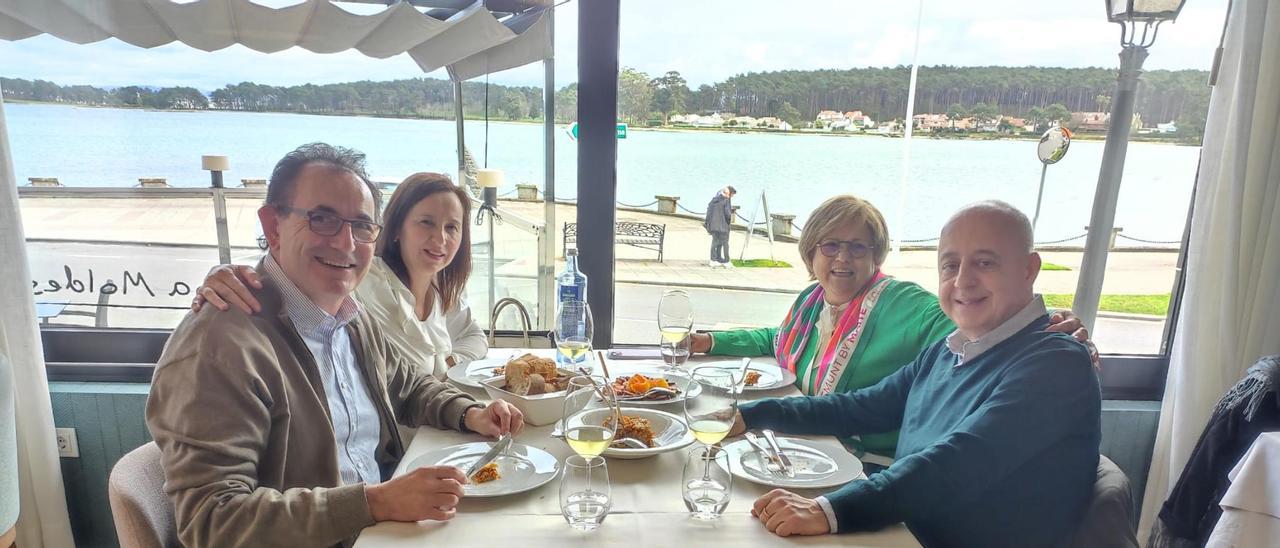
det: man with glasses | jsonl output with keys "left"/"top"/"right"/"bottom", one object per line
{"left": 728, "top": 201, "right": 1101, "bottom": 546}
{"left": 147, "top": 143, "right": 521, "bottom": 548}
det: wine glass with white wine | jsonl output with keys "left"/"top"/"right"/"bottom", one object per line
{"left": 658, "top": 289, "right": 693, "bottom": 371}
{"left": 555, "top": 300, "right": 593, "bottom": 370}
{"left": 561, "top": 375, "right": 620, "bottom": 457}
{"left": 681, "top": 368, "right": 738, "bottom": 519}
{"left": 684, "top": 368, "right": 738, "bottom": 447}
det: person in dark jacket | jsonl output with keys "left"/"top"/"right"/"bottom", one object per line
{"left": 704, "top": 185, "right": 736, "bottom": 268}
{"left": 1149, "top": 354, "right": 1280, "bottom": 548}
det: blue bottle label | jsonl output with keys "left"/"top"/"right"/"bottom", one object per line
{"left": 559, "top": 284, "right": 583, "bottom": 303}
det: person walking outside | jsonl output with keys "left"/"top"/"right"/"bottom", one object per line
{"left": 704, "top": 185, "right": 736, "bottom": 268}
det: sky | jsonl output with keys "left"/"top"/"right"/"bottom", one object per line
{"left": 0, "top": 0, "right": 1229, "bottom": 92}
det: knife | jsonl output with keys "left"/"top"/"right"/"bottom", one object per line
{"left": 744, "top": 431, "right": 782, "bottom": 475}
{"left": 465, "top": 434, "right": 512, "bottom": 478}
{"left": 735, "top": 357, "right": 753, "bottom": 393}
{"left": 762, "top": 429, "right": 795, "bottom": 478}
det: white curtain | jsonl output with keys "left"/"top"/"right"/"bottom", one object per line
{"left": 0, "top": 86, "right": 76, "bottom": 547}
{"left": 1138, "top": 0, "right": 1280, "bottom": 541}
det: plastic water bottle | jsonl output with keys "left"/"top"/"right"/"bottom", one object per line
{"left": 556, "top": 249, "right": 589, "bottom": 367}
{"left": 558, "top": 248, "right": 588, "bottom": 304}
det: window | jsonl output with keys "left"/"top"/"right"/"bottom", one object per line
{"left": 590, "top": 0, "right": 1225, "bottom": 377}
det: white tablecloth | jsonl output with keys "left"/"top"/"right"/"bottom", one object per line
{"left": 355, "top": 354, "right": 919, "bottom": 547}
{"left": 1206, "top": 432, "right": 1280, "bottom": 547}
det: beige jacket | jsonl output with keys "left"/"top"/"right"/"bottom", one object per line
{"left": 146, "top": 263, "right": 481, "bottom": 548}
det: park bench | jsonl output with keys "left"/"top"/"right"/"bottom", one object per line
{"left": 563, "top": 221, "right": 666, "bottom": 262}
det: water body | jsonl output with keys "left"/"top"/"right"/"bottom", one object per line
{"left": 5, "top": 102, "right": 1199, "bottom": 245}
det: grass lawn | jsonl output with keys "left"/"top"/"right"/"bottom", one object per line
{"left": 731, "top": 258, "right": 793, "bottom": 268}
{"left": 1043, "top": 294, "right": 1170, "bottom": 316}
{"left": 1042, "top": 262, "right": 1072, "bottom": 271}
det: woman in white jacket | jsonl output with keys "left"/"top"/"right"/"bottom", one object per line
{"left": 193, "top": 172, "right": 487, "bottom": 378}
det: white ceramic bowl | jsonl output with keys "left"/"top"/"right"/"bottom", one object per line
{"left": 481, "top": 377, "right": 569, "bottom": 426}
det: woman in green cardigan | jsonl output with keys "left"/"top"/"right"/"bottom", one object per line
{"left": 689, "top": 194, "right": 1092, "bottom": 462}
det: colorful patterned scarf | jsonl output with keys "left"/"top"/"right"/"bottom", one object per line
{"left": 774, "top": 271, "right": 888, "bottom": 392}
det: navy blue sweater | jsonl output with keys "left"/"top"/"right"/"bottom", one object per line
{"left": 741, "top": 317, "right": 1101, "bottom": 547}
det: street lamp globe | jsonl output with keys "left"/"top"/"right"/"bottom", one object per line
{"left": 1105, "top": 0, "right": 1187, "bottom": 23}
{"left": 1105, "top": 0, "right": 1187, "bottom": 47}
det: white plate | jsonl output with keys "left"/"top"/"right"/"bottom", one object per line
{"left": 691, "top": 360, "right": 797, "bottom": 391}
{"left": 571, "top": 407, "right": 696, "bottom": 459}
{"left": 447, "top": 350, "right": 557, "bottom": 389}
{"left": 605, "top": 364, "right": 703, "bottom": 406}
{"left": 720, "top": 437, "right": 863, "bottom": 489}
{"left": 405, "top": 441, "right": 559, "bottom": 497}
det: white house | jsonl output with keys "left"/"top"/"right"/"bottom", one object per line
{"left": 691, "top": 113, "right": 724, "bottom": 127}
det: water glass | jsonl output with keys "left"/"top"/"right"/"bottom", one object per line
{"left": 560, "top": 454, "right": 612, "bottom": 531}
{"left": 659, "top": 330, "right": 691, "bottom": 369}
{"left": 682, "top": 446, "right": 732, "bottom": 520}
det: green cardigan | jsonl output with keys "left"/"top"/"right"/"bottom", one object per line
{"left": 708, "top": 278, "right": 955, "bottom": 456}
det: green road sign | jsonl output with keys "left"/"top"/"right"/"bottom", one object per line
{"left": 568, "top": 122, "right": 627, "bottom": 140}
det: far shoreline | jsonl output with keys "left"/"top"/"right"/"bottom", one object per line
{"left": 4, "top": 99, "right": 1198, "bottom": 146}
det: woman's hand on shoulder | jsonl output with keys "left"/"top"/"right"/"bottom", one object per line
{"left": 192, "top": 264, "right": 263, "bottom": 315}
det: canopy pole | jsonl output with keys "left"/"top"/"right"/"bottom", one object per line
{"left": 539, "top": 9, "right": 556, "bottom": 331}
{"left": 893, "top": 0, "right": 925, "bottom": 257}
{"left": 454, "top": 80, "right": 466, "bottom": 185}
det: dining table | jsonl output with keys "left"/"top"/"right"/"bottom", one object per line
{"left": 354, "top": 351, "right": 921, "bottom": 547}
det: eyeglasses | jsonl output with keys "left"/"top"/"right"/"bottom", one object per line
{"left": 276, "top": 206, "right": 382, "bottom": 243}
{"left": 816, "top": 240, "right": 875, "bottom": 259}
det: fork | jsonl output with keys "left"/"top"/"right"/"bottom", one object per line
{"left": 744, "top": 432, "right": 782, "bottom": 476}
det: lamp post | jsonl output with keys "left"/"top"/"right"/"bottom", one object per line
{"left": 476, "top": 168, "right": 504, "bottom": 324}
{"left": 1073, "top": 0, "right": 1186, "bottom": 329}
{"left": 202, "top": 154, "right": 232, "bottom": 264}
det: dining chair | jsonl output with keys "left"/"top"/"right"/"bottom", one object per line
{"left": 108, "top": 442, "right": 179, "bottom": 548}
{"left": 1069, "top": 454, "right": 1139, "bottom": 548}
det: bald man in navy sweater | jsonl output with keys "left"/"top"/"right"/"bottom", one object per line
{"left": 732, "top": 200, "right": 1100, "bottom": 547}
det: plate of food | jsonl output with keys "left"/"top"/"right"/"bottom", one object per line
{"left": 448, "top": 351, "right": 564, "bottom": 390}
{"left": 571, "top": 407, "right": 696, "bottom": 459}
{"left": 405, "top": 441, "right": 559, "bottom": 497}
{"left": 720, "top": 436, "right": 863, "bottom": 489}
{"left": 691, "top": 359, "right": 796, "bottom": 391}
{"left": 606, "top": 368, "right": 702, "bottom": 406}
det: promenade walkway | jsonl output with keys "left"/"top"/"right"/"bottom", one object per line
{"left": 18, "top": 193, "right": 1176, "bottom": 353}
{"left": 19, "top": 194, "right": 1177, "bottom": 297}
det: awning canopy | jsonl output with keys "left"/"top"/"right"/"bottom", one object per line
{"left": 0, "top": 0, "right": 551, "bottom": 80}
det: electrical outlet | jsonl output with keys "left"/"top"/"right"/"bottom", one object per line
{"left": 56, "top": 428, "right": 79, "bottom": 458}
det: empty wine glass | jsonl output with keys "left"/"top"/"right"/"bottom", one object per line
{"left": 555, "top": 300, "right": 593, "bottom": 370}
{"left": 560, "top": 455, "right": 611, "bottom": 531}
